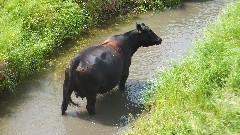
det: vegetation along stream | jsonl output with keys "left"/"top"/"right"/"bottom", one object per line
{"left": 0, "top": 0, "right": 230, "bottom": 134}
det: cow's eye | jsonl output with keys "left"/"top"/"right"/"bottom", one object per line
{"left": 147, "top": 30, "right": 153, "bottom": 35}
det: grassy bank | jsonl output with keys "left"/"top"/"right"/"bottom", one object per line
{"left": 0, "top": 0, "right": 181, "bottom": 92}
{"left": 126, "top": 1, "right": 240, "bottom": 134}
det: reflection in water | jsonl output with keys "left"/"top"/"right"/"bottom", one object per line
{"left": 0, "top": 1, "right": 229, "bottom": 135}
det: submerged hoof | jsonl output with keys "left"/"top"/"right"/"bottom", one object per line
{"left": 61, "top": 105, "right": 67, "bottom": 115}
{"left": 86, "top": 105, "right": 96, "bottom": 115}
{"left": 88, "top": 111, "right": 96, "bottom": 115}
{"left": 119, "top": 85, "right": 126, "bottom": 91}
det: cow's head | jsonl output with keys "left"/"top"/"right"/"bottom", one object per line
{"left": 136, "top": 23, "right": 162, "bottom": 47}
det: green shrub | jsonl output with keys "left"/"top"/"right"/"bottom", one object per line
{"left": 0, "top": 0, "right": 88, "bottom": 91}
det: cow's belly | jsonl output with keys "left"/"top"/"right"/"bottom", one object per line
{"left": 97, "top": 71, "right": 121, "bottom": 94}
{"left": 98, "top": 84, "right": 117, "bottom": 94}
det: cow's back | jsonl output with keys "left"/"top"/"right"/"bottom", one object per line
{"left": 73, "top": 45, "right": 123, "bottom": 94}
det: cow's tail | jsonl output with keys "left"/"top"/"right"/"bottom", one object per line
{"left": 67, "top": 66, "right": 79, "bottom": 107}
{"left": 68, "top": 97, "right": 79, "bottom": 107}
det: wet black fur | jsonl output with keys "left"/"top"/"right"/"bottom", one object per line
{"left": 61, "top": 23, "right": 162, "bottom": 115}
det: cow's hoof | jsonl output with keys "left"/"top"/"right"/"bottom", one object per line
{"left": 61, "top": 106, "right": 67, "bottom": 115}
{"left": 61, "top": 109, "right": 66, "bottom": 115}
{"left": 119, "top": 86, "right": 125, "bottom": 91}
{"left": 86, "top": 105, "right": 96, "bottom": 115}
{"left": 88, "top": 111, "right": 96, "bottom": 115}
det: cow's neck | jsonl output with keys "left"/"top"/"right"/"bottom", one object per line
{"left": 114, "top": 30, "right": 141, "bottom": 57}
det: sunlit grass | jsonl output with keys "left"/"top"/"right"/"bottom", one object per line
{"left": 0, "top": 0, "right": 89, "bottom": 91}
{"left": 126, "top": 1, "right": 240, "bottom": 134}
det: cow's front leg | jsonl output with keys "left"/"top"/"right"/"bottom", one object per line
{"left": 86, "top": 94, "right": 97, "bottom": 115}
{"left": 119, "top": 75, "right": 128, "bottom": 91}
{"left": 119, "top": 68, "right": 129, "bottom": 91}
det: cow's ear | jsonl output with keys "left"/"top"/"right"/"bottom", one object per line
{"left": 136, "top": 22, "right": 142, "bottom": 33}
{"left": 141, "top": 23, "right": 145, "bottom": 26}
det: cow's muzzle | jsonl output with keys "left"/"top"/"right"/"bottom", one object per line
{"left": 154, "top": 37, "right": 162, "bottom": 45}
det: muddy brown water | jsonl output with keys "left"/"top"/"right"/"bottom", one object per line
{"left": 0, "top": 0, "right": 230, "bottom": 135}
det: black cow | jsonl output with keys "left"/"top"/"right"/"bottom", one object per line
{"left": 61, "top": 23, "right": 162, "bottom": 115}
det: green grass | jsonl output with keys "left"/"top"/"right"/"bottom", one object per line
{"left": 0, "top": 0, "right": 181, "bottom": 92}
{"left": 0, "top": 0, "right": 88, "bottom": 91}
{"left": 126, "top": 1, "right": 240, "bottom": 134}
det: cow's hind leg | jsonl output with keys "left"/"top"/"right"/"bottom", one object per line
{"left": 61, "top": 78, "right": 70, "bottom": 115}
{"left": 61, "top": 69, "right": 77, "bottom": 115}
{"left": 62, "top": 88, "right": 75, "bottom": 115}
{"left": 86, "top": 94, "right": 97, "bottom": 115}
